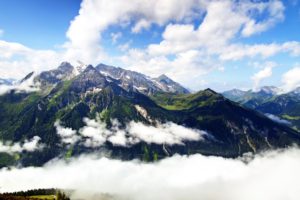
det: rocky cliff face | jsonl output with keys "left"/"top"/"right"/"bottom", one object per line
{"left": 34, "top": 62, "right": 76, "bottom": 87}
{"left": 96, "top": 63, "right": 190, "bottom": 95}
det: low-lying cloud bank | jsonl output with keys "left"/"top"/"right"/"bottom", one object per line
{"left": 0, "top": 136, "right": 43, "bottom": 154}
{"left": 0, "top": 73, "right": 39, "bottom": 95}
{"left": 55, "top": 118, "right": 206, "bottom": 147}
{"left": 265, "top": 113, "right": 291, "bottom": 125}
{"left": 1, "top": 148, "right": 300, "bottom": 200}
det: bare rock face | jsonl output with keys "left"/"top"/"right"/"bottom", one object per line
{"left": 96, "top": 63, "right": 190, "bottom": 95}
{"left": 70, "top": 65, "right": 108, "bottom": 93}
{"left": 34, "top": 62, "right": 76, "bottom": 87}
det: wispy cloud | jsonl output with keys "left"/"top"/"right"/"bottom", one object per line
{"left": 55, "top": 121, "right": 80, "bottom": 145}
{"left": 56, "top": 118, "right": 205, "bottom": 147}
{"left": 0, "top": 72, "right": 40, "bottom": 95}
{"left": 281, "top": 65, "right": 300, "bottom": 92}
{"left": 111, "top": 32, "right": 122, "bottom": 44}
{"left": 265, "top": 113, "right": 291, "bottom": 125}
{"left": 0, "top": 136, "right": 44, "bottom": 155}
{"left": 251, "top": 62, "right": 276, "bottom": 91}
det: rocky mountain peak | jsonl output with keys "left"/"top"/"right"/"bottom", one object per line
{"left": 20, "top": 72, "right": 34, "bottom": 83}
{"left": 156, "top": 74, "right": 173, "bottom": 84}
{"left": 259, "top": 86, "right": 280, "bottom": 95}
{"left": 34, "top": 62, "right": 76, "bottom": 87}
{"left": 204, "top": 88, "right": 218, "bottom": 95}
{"left": 292, "top": 87, "right": 300, "bottom": 94}
{"left": 158, "top": 74, "right": 170, "bottom": 80}
{"left": 96, "top": 63, "right": 190, "bottom": 95}
{"left": 70, "top": 65, "right": 108, "bottom": 93}
{"left": 57, "top": 62, "right": 74, "bottom": 72}
{"left": 83, "top": 64, "right": 98, "bottom": 74}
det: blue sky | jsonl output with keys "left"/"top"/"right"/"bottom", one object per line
{"left": 0, "top": 0, "right": 300, "bottom": 92}
{"left": 0, "top": 0, "right": 81, "bottom": 48}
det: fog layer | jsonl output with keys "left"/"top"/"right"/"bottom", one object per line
{"left": 1, "top": 148, "right": 300, "bottom": 200}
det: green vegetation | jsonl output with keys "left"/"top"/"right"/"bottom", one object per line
{"left": 151, "top": 89, "right": 222, "bottom": 111}
{"left": 282, "top": 115, "right": 300, "bottom": 120}
{"left": 47, "top": 80, "right": 73, "bottom": 109}
{"left": 142, "top": 145, "right": 150, "bottom": 162}
{"left": 0, "top": 92, "right": 42, "bottom": 140}
{"left": 153, "top": 151, "right": 158, "bottom": 161}
{"left": 0, "top": 92, "right": 41, "bottom": 114}
{"left": 99, "top": 108, "right": 109, "bottom": 120}
{"left": 0, "top": 153, "right": 16, "bottom": 168}
{"left": 65, "top": 146, "right": 73, "bottom": 160}
{"left": 29, "top": 195, "right": 57, "bottom": 200}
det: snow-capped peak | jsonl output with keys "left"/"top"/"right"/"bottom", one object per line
{"left": 75, "top": 60, "right": 88, "bottom": 75}
{"left": 290, "top": 87, "right": 300, "bottom": 94}
{"left": 258, "top": 86, "right": 281, "bottom": 95}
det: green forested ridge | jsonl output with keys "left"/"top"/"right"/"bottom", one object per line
{"left": 223, "top": 88, "right": 300, "bottom": 130}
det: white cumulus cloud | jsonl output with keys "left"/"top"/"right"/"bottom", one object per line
{"left": 55, "top": 121, "right": 81, "bottom": 145}
{"left": 0, "top": 72, "right": 40, "bottom": 95}
{"left": 0, "top": 136, "right": 44, "bottom": 155}
{"left": 251, "top": 62, "right": 276, "bottom": 91}
{"left": 117, "top": 0, "right": 291, "bottom": 89}
{"left": 219, "top": 41, "right": 300, "bottom": 61}
{"left": 0, "top": 40, "right": 62, "bottom": 79}
{"left": 56, "top": 118, "right": 205, "bottom": 147}
{"left": 64, "top": 0, "right": 205, "bottom": 64}
{"left": 281, "top": 65, "right": 300, "bottom": 92}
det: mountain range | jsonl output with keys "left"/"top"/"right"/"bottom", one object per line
{"left": 0, "top": 62, "right": 300, "bottom": 167}
{"left": 96, "top": 63, "right": 190, "bottom": 95}
{"left": 0, "top": 78, "right": 15, "bottom": 85}
{"left": 223, "top": 87, "right": 300, "bottom": 131}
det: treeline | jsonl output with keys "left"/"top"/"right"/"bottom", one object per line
{"left": 0, "top": 188, "right": 70, "bottom": 200}
{"left": 1, "top": 188, "right": 57, "bottom": 196}
{"left": 0, "top": 194, "right": 29, "bottom": 200}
